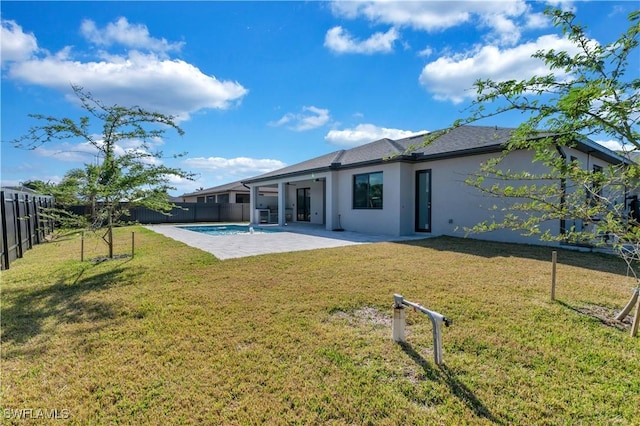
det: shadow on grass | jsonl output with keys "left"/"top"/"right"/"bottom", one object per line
{"left": 399, "top": 342, "right": 504, "bottom": 425}
{"left": 555, "top": 300, "right": 631, "bottom": 331}
{"left": 1, "top": 259, "right": 143, "bottom": 358}
{"left": 397, "top": 236, "right": 628, "bottom": 277}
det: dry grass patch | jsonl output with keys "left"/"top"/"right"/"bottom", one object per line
{"left": 2, "top": 226, "right": 639, "bottom": 424}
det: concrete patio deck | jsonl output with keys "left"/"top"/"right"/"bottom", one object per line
{"left": 145, "top": 223, "right": 428, "bottom": 260}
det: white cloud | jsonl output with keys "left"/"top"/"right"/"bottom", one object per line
{"left": 166, "top": 174, "right": 201, "bottom": 196}
{"left": 545, "top": 1, "right": 576, "bottom": 12}
{"left": 419, "top": 34, "right": 579, "bottom": 104}
{"left": 32, "top": 135, "right": 164, "bottom": 166}
{"left": 80, "top": 17, "right": 184, "bottom": 54}
{"left": 1, "top": 19, "right": 38, "bottom": 65}
{"left": 7, "top": 51, "right": 248, "bottom": 121}
{"left": 418, "top": 46, "right": 434, "bottom": 57}
{"left": 325, "top": 123, "right": 428, "bottom": 147}
{"left": 324, "top": 26, "right": 399, "bottom": 54}
{"left": 269, "top": 106, "right": 330, "bottom": 131}
{"left": 330, "top": 1, "right": 535, "bottom": 46}
{"left": 33, "top": 141, "right": 100, "bottom": 163}
{"left": 183, "top": 156, "right": 286, "bottom": 176}
{"left": 595, "top": 140, "right": 622, "bottom": 151}
{"left": 594, "top": 139, "right": 638, "bottom": 153}
{"left": 330, "top": 1, "right": 471, "bottom": 31}
{"left": 3, "top": 17, "right": 248, "bottom": 121}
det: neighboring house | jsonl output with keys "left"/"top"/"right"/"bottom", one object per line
{"left": 242, "top": 125, "right": 633, "bottom": 245}
{"left": 180, "top": 180, "right": 277, "bottom": 205}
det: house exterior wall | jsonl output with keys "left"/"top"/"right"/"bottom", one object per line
{"left": 424, "top": 149, "right": 557, "bottom": 245}
{"left": 182, "top": 191, "right": 242, "bottom": 203}
{"left": 281, "top": 179, "right": 326, "bottom": 225}
{"left": 558, "top": 146, "right": 627, "bottom": 236}
{"left": 246, "top": 143, "right": 627, "bottom": 246}
{"left": 330, "top": 148, "right": 600, "bottom": 244}
{"left": 334, "top": 163, "right": 403, "bottom": 235}
{"left": 398, "top": 163, "right": 416, "bottom": 235}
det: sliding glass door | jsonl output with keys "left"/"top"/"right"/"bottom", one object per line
{"left": 297, "top": 188, "right": 311, "bottom": 221}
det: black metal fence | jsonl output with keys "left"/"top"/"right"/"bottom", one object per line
{"left": 0, "top": 200, "right": 248, "bottom": 269}
{"left": 1, "top": 189, "right": 55, "bottom": 270}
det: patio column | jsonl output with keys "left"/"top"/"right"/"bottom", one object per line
{"left": 249, "top": 185, "right": 260, "bottom": 224}
{"left": 324, "top": 172, "right": 338, "bottom": 231}
{"left": 278, "top": 182, "right": 286, "bottom": 225}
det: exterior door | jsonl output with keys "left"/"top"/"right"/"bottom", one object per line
{"left": 415, "top": 170, "right": 431, "bottom": 232}
{"left": 297, "top": 188, "right": 311, "bottom": 221}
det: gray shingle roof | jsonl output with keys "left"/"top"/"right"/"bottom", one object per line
{"left": 181, "top": 180, "right": 249, "bottom": 197}
{"left": 243, "top": 126, "right": 512, "bottom": 183}
{"left": 242, "top": 125, "right": 629, "bottom": 184}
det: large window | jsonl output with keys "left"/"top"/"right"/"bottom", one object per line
{"left": 353, "top": 172, "right": 383, "bottom": 209}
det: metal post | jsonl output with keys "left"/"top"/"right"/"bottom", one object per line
{"left": 392, "top": 294, "right": 406, "bottom": 343}
{"left": 393, "top": 293, "right": 451, "bottom": 365}
{"left": 131, "top": 231, "right": 135, "bottom": 258}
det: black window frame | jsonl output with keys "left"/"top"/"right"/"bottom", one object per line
{"left": 352, "top": 171, "right": 383, "bottom": 209}
{"left": 236, "top": 193, "right": 250, "bottom": 204}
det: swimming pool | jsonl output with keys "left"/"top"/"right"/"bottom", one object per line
{"left": 180, "top": 224, "right": 281, "bottom": 236}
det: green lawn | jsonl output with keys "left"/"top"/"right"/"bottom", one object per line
{"left": 2, "top": 226, "right": 639, "bottom": 425}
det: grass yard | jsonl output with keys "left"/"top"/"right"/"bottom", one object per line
{"left": 2, "top": 226, "right": 639, "bottom": 425}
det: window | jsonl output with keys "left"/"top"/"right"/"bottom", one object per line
{"left": 353, "top": 172, "right": 383, "bottom": 209}
{"left": 196, "top": 196, "right": 205, "bottom": 204}
{"left": 217, "top": 194, "right": 229, "bottom": 204}
{"left": 206, "top": 195, "right": 216, "bottom": 203}
{"left": 236, "top": 193, "right": 250, "bottom": 204}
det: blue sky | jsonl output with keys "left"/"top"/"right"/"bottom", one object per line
{"left": 1, "top": 1, "right": 636, "bottom": 195}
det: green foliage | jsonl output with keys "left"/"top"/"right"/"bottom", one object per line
{"left": 13, "top": 85, "right": 195, "bottom": 250}
{"left": 447, "top": 8, "right": 640, "bottom": 262}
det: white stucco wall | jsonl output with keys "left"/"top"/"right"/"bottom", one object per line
{"left": 331, "top": 148, "right": 596, "bottom": 244}
{"left": 334, "top": 163, "right": 404, "bottom": 236}
{"left": 246, "top": 144, "right": 625, "bottom": 245}
{"left": 424, "top": 150, "right": 558, "bottom": 245}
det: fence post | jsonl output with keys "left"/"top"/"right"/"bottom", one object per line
{"left": 1, "top": 191, "right": 9, "bottom": 269}
{"left": 24, "top": 195, "right": 32, "bottom": 248}
{"left": 551, "top": 251, "right": 557, "bottom": 300}
{"left": 14, "top": 193, "right": 23, "bottom": 259}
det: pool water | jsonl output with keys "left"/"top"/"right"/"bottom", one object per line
{"left": 180, "top": 225, "right": 280, "bottom": 235}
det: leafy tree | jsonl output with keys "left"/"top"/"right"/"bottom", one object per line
{"left": 14, "top": 85, "right": 194, "bottom": 257}
{"left": 438, "top": 8, "right": 640, "bottom": 334}
{"left": 18, "top": 178, "right": 90, "bottom": 230}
